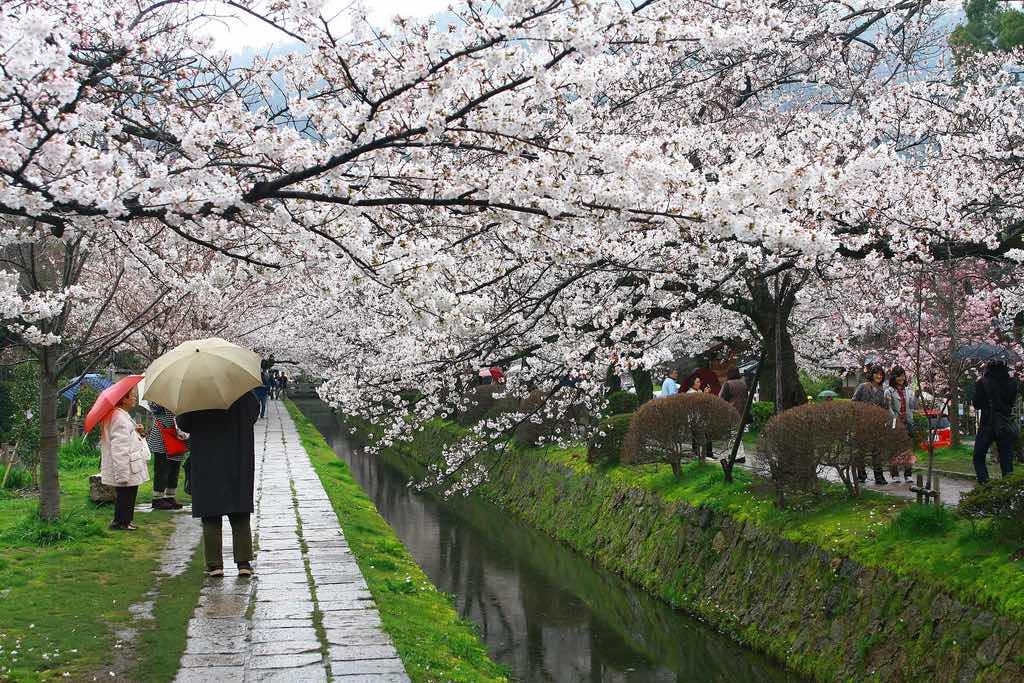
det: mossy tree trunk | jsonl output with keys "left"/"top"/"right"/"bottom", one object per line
{"left": 728, "top": 274, "right": 808, "bottom": 412}
{"left": 38, "top": 347, "right": 61, "bottom": 522}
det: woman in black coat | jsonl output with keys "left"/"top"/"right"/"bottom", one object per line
{"left": 177, "top": 391, "right": 260, "bottom": 577}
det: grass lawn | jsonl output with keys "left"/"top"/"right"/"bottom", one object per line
{"left": 0, "top": 454, "right": 198, "bottom": 682}
{"left": 285, "top": 401, "right": 509, "bottom": 683}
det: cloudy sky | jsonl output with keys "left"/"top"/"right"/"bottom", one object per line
{"left": 197, "top": 0, "right": 452, "bottom": 53}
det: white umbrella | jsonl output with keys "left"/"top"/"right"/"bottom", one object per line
{"left": 143, "top": 338, "right": 262, "bottom": 414}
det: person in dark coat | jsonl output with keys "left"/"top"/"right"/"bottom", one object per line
{"left": 972, "top": 360, "right": 1020, "bottom": 484}
{"left": 852, "top": 364, "right": 889, "bottom": 485}
{"left": 718, "top": 368, "right": 748, "bottom": 415}
{"left": 177, "top": 391, "right": 260, "bottom": 577}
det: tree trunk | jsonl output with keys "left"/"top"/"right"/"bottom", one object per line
{"left": 630, "top": 368, "right": 653, "bottom": 403}
{"left": 753, "top": 319, "right": 805, "bottom": 410}
{"left": 38, "top": 348, "right": 61, "bottom": 522}
{"left": 731, "top": 277, "right": 807, "bottom": 412}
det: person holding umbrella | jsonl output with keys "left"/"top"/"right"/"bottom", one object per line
{"left": 93, "top": 379, "right": 150, "bottom": 530}
{"left": 145, "top": 338, "right": 263, "bottom": 577}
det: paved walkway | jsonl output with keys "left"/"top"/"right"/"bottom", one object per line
{"left": 174, "top": 401, "right": 409, "bottom": 682}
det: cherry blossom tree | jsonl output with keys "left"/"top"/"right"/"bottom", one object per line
{"left": 4, "top": 0, "right": 1024, "bottom": 499}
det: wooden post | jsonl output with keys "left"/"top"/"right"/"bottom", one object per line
{"left": 933, "top": 476, "right": 941, "bottom": 507}
{"left": 915, "top": 472, "right": 924, "bottom": 505}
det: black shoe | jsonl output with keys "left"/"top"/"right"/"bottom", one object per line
{"left": 109, "top": 522, "right": 136, "bottom": 531}
{"left": 167, "top": 498, "right": 184, "bottom": 510}
{"left": 151, "top": 497, "right": 175, "bottom": 510}
{"left": 734, "top": 456, "right": 746, "bottom": 464}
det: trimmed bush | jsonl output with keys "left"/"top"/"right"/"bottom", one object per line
{"left": 750, "top": 401, "right": 775, "bottom": 430}
{"left": 958, "top": 471, "right": 1024, "bottom": 540}
{"left": 605, "top": 391, "right": 639, "bottom": 416}
{"left": 759, "top": 401, "right": 912, "bottom": 503}
{"left": 587, "top": 413, "right": 633, "bottom": 466}
{"left": 621, "top": 394, "right": 739, "bottom": 477}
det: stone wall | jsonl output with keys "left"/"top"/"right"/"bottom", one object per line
{"left": 463, "top": 452, "right": 1024, "bottom": 682}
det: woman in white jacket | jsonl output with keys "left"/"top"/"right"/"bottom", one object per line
{"left": 99, "top": 386, "right": 150, "bottom": 530}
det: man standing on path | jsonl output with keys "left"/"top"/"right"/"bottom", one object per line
{"left": 972, "top": 359, "right": 1020, "bottom": 483}
{"left": 718, "top": 368, "right": 749, "bottom": 463}
{"left": 177, "top": 391, "right": 260, "bottom": 577}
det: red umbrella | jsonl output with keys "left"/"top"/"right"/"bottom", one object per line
{"left": 84, "top": 374, "right": 144, "bottom": 433}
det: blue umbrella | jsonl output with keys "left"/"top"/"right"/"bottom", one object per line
{"left": 59, "top": 373, "right": 114, "bottom": 402}
{"left": 952, "top": 344, "right": 1020, "bottom": 364}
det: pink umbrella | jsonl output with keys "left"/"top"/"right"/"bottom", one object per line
{"left": 84, "top": 375, "right": 143, "bottom": 433}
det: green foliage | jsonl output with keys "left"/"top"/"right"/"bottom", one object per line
{"left": 605, "top": 390, "right": 640, "bottom": 415}
{"left": 958, "top": 472, "right": 1024, "bottom": 540}
{"left": 890, "top": 504, "right": 956, "bottom": 537}
{"left": 77, "top": 384, "right": 102, "bottom": 448}
{"left": 1, "top": 362, "right": 41, "bottom": 467}
{"left": 1, "top": 465, "right": 33, "bottom": 490}
{"left": 799, "top": 370, "right": 841, "bottom": 399}
{"left": 750, "top": 401, "right": 775, "bottom": 430}
{"left": 0, "top": 507, "right": 105, "bottom": 546}
{"left": 587, "top": 413, "right": 632, "bottom": 466}
{"left": 59, "top": 436, "right": 101, "bottom": 470}
{"left": 950, "top": 0, "right": 1024, "bottom": 54}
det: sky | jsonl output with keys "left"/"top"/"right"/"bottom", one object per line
{"left": 196, "top": 0, "right": 452, "bottom": 53}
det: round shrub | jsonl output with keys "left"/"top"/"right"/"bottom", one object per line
{"left": 759, "top": 401, "right": 911, "bottom": 502}
{"left": 587, "top": 413, "right": 633, "bottom": 466}
{"left": 621, "top": 394, "right": 740, "bottom": 477}
{"left": 958, "top": 471, "right": 1024, "bottom": 540}
{"left": 605, "top": 391, "right": 640, "bottom": 416}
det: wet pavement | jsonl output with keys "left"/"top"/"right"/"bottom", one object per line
{"left": 173, "top": 401, "right": 408, "bottom": 683}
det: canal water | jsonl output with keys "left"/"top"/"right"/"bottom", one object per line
{"left": 295, "top": 399, "right": 800, "bottom": 683}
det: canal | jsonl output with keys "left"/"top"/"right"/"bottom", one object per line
{"left": 295, "top": 399, "right": 800, "bottom": 683}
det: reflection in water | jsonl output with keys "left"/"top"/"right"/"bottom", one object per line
{"left": 296, "top": 400, "right": 800, "bottom": 683}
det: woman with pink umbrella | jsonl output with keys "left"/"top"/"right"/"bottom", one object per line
{"left": 88, "top": 375, "right": 150, "bottom": 530}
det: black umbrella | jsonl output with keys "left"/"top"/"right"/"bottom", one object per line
{"left": 952, "top": 343, "right": 1020, "bottom": 364}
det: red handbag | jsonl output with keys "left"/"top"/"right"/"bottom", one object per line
{"left": 160, "top": 425, "right": 188, "bottom": 456}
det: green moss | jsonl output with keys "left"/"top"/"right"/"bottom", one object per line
{"left": 285, "top": 401, "right": 508, "bottom": 683}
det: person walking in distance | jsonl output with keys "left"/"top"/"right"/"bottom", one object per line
{"left": 884, "top": 366, "right": 918, "bottom": 483}
{"left": 852, "top": 364, "right": 889, "bottom": 485}
{"left": 147, "top": 403, "right": 185, "bottom": 509}
{"left": 177, "top": 391, "right": 260, "bottom": 577}
{"left": 972, "top": 359, "right": 1021, "bottom": 483}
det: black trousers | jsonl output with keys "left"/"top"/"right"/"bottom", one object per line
{"left": 153, "top": 453, "right": 181, "bottom": 493}
{"left": 113, "top": 486, "right": 138, "bottom": 526}
{"left": 974, "top": 426, "right": 1016, "bottom": 484}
